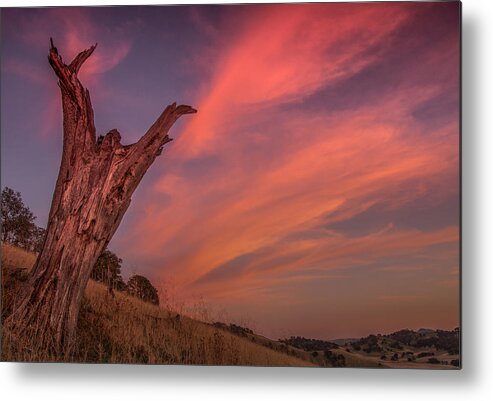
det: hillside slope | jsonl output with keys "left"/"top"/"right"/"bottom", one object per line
{"left": 1, "top": 244, "right": 314, "bottom": 366}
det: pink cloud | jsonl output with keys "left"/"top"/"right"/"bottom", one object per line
{"left": 12, "top": 8, "right": 131, "bottom": 79}
{"left": 3, "top": 8, "right": 132, "bottom": 139}
{"left": 173, "top": 3, "right": 414, "bottom": 158}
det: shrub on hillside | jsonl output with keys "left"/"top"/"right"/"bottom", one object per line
{"left": 278, "top": 336, "right": 339, "bottom": 351}
{"left": 91, "top": 249, "right": 126, "bottom": 290}
{"left": 1, "top": 187, "right": 45, "bottom": 252}
{"left": 126, "top": 275, "right": 159, "bottom": 305}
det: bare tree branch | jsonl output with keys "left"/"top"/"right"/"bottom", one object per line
{"left": 69, "top": 43, "right": 97, "bottom": 74}
{"left": 48, "top": 38, "right": 97, "bottom": 155}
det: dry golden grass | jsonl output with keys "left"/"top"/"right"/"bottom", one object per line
{"left": 1, "top": 243, "right": 314, "bottom": 366}
{"left": 1, "top": 243, "right": 36, "bottom": 324}
{"left": 76, "top": 281, "right": 314, "bottom": 366}
{"left": 1, "top": 243, "right": 36, "bottom": 271}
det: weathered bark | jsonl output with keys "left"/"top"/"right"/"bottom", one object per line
{"left": 4, "top": 40, "right": 196, "bottom": 357}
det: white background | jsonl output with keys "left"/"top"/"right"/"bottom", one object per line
{"left": 0, "top": 0, "right": 491, "bottom": 400}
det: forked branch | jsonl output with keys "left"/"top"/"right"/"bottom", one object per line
{"left": 69, "top": 44, "right": 97, "bottom": 74}
{"left": 48, "top": 38, "right": 95, "bottom": 96}
{"left": 133, "top": 102, "right": 197, "bottom": 156}
{"left": 48, "top": 38, "right": 97, "bottom": 153}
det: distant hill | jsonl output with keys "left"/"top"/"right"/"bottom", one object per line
{"left": 330, "top": 338, "right": 359, "bottom": 346}
{"left": 345, "top": 328, "right": 460, "bottom": 368}
{"left": 279, "top": 336, "right": 340, "bottom": 351}
{"left": 351, "top": 328, "right": 460, "bottom": 355}
{"left": 271, "top": 328, "right": 460, "bottom": 369}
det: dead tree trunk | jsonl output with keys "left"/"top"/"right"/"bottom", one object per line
{"left": 4, "top": 40, "right": 196, "bottom": 357}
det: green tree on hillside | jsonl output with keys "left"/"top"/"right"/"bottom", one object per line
{"left": 1, "top": 187, "right": 44, "bottom": 252}
{"left": 31, "top": 226, "right": 46, "bottom": 253}
{"left": 127, "top": 275, "right": 159, "bottom": 305}
{"left": 91, "top": 249, "right": 126, "bottom": 291}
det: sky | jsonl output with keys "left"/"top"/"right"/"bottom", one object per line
{"left": 1, "top": 2, "right": 460, "bottom": 340}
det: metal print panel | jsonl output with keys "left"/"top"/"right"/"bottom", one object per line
{"left": 0, "top": 1, "right": 461, "bottom": 368}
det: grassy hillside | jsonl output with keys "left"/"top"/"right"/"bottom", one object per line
{"left": 1, "top": 244, "right": 314, "bottom": 366}
{"left": 1, "top": 243, "right": 37, "bottom": 270}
